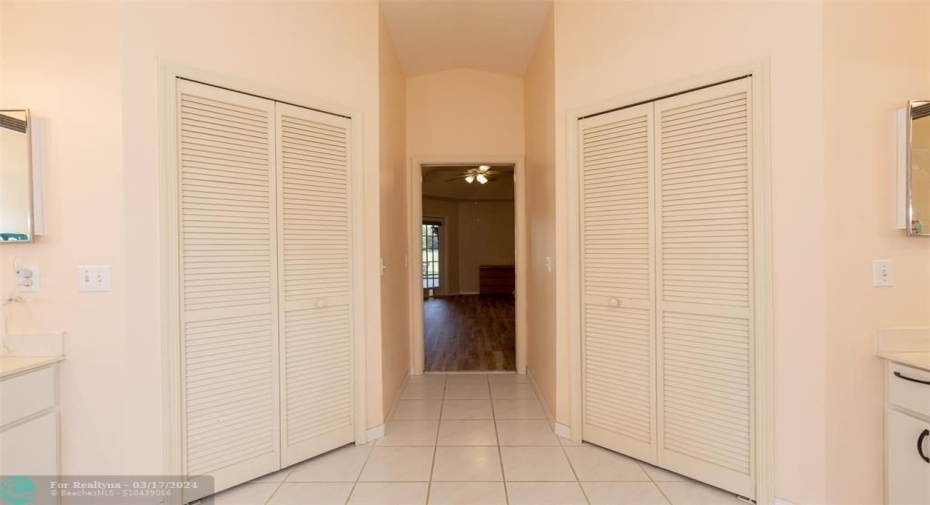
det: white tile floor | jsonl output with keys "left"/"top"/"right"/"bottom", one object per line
{"left": 212, "top": 373, "right": 744, "bottom": 505}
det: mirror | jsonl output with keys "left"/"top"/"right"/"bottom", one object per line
{"left": 908, "top": 101, "right": 930, "bottom": 236}
{"left": 0, "top": 110, "right": 33, "bottom": 242}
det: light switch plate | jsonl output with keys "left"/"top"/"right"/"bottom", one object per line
{"left": 78, "top": 265, "right": 112, "bottom": 292}
{"left": 15, "top": 266, "right": 39, "bottom": 292}
{"left": 872, "top": 259, "right": 894, "bottom": 287}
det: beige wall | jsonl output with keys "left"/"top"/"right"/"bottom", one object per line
{"left": 553, "top": 2, "right": 827, "bottom": 502}
{"left": 0, "top": 0, "right": 125, "bottom": 473}
{"left": 1, "top": 0, "right": 383, "bottom": 475}
{"left": 457, "top": 200, "right": 515, "bottom": 293}
{"left": 823, "top": 2, "right": 930, "bottom": 503}
{"left": 379, "top": 11, "right": 410, "bottom": 417}
{"left": 423, "top": 198, "right": 514, "bottom": 295}
{"left": 523, "top": 8, "right": 557, "bottom": 416}
{"left": 407, "top": 68, "right": 525, "bottom": 158}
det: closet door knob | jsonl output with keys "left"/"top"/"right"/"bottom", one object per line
{"left": 608, "top": 298, "right": 620, "bottom": 307}
{"left": 315, "top": 299, "right": 327, "bottom": 308}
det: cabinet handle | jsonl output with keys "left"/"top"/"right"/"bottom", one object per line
{"left": 919, "top": 429, "right": 930, "bottom": 464}
{"left": 608, "top": 298, "right": 619, "bottom": 307}
{"left": 893, "top": 371, "right": 930, "bottom": 386}
{"left": 315, "top": 299, "right": 327, "bottom": 308}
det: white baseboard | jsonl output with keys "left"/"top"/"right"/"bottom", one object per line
{"left": 774, "top": 499, "right": 795, "bottom": 505}
{"left": 368, "top": 369, "right": 411, "bottom": 443}
{"left": 366, "top": 425, "right": 384, "bottom": 443}
{"left": 526, "top": 367, "right": 560, "bottom": 432}
{"left": 554, "top": 423, "right": 572, "bottom": 438}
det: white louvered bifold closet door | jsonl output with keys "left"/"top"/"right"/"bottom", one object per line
{"left": 275, "top": 103, "right": 355, "bottom": 466}
{"left": 579, "top": 103, "right": 658, "bottom": 464}
{"left": 655, "top": 78, "right": 755, "bottom": 499}
{"left": 177, "top": 80, "right": 281, "bottom": 493}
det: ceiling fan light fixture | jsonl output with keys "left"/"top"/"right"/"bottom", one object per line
{"left": 476, "top": 173, "right": 488, "bottom": 184}
{"left": 465, "top": 174, "right": 475, "bottom": 184}
{"left": 478, "top": 165, "right": 491, "bottom": 172}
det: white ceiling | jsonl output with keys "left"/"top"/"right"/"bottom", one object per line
{"left": 380, "top": 0, "right": 552, "bottom": 77}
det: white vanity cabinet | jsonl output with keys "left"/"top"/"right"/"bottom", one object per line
{"left": 0, "top": 360, "right": 60, "bottom": 476}
{"left": 885, "top": 361, "right": 930, "bottom": 504}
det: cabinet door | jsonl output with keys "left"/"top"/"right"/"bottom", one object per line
{"left": 655, "top": 77, "right": 755, "bottom": 499}
{"left": 275, "top": 103, "right": 355, "bottom": 466}
{"left": 579, "top": 102, "right": 658, "bottom": 464}
{"left": 177, "top": 79, "right": 280, "bottom": 494}
{"left": 0, "top": 411, "right": 58, "bottom": 476}
{"left": 887, "top": 409, "right": 930, "bottom": 505}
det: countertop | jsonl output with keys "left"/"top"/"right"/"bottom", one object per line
{"left": 0, "top": 355, "right": 64, "bottom": 379}
{"left": 876, "top": 351, "right": 930, "bottom": 372}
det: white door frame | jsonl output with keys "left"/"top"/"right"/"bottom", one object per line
{"left": 159, "top": 62, "right": 369, "bottom": 490}
{"left": 566, "top": 60, "right": 774, "bottom": 504}
{"left": 409, "top": 156, "right": 527, "bottom": 375}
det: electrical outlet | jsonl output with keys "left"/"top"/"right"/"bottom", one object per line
{"left": 872, "top": 259, "right": 894, "bottom": 287}
{"left": 15, "top": 266, "right": 39, "bottom": 292}
{"left": 78, "top": 265, "right": 112, "bottom": 292}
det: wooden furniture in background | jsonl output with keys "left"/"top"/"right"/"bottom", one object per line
{"left": 479, "top": 265, "right": 515, "bottom": 294}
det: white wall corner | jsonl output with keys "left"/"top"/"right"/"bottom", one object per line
{"left": 366, "top": 425, "right": 385, "bottom": 443}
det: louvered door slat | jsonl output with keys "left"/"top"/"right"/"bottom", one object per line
{"left": 580, "top": 103, "right": 657, "bottom": 464}
{"left": 656, "top": 78, "right": 754, "bottom": 499}
{"left": 276, "top": 103, "right": 354, "bottom": 466}
{"left": 178, "top": 80, "right": 280, "bottom": 494}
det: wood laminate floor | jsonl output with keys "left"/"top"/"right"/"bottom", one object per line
{"left": 424, "top": 294, "right": 515, "bottom": 372}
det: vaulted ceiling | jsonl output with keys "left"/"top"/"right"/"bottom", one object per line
{"left": 380, "top": 0, "right": 552, "bottom": 77}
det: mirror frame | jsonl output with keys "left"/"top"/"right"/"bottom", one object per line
{"left": 0, "top": 109, "right": 34, "bottom": 243}
{"left": 907, "top": 100, "right": 930, "bottom": 236}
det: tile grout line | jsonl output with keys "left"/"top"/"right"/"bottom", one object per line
{"left": 549, "top": 388, "right": 592, "bottom": 505}
{"left": 347, "top": 450, "right": 376, "bottom": 503}
{"left": 424, "top": 374, "right": 446, "bottom": 504}
{"left": 262, "top": 478, "right": 285, "bottom": 505}
{"left": 639, "top": 461, "right": 674, "bottom": 505}
{"left": 349, "top": 376, "right": 409, "bottom": 505}
{"left": 489, "top": 375, "right": 511, "bottom": 505}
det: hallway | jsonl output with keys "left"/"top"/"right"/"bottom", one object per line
{"left": 214, "top": 373, "right": 742, "bottom": 505}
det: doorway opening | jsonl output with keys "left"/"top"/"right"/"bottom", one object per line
{"left": 410, "top": 158, "right": 526, "bottom": 374}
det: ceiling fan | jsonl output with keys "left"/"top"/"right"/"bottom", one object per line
{"left": 446, "top": 165, "right": 498, "bottom": 184}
